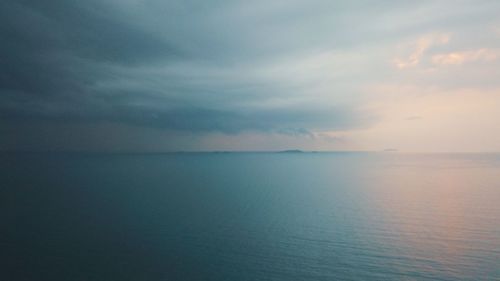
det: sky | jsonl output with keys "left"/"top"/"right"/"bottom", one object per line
{"left": 1, "top": 0, "right": 500, "bottom": 152}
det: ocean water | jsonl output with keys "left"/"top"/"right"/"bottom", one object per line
{"left": 1, "top": 152, "right": 499, "bottom": 280}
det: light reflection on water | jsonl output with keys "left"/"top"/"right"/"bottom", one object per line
{"left": 1, "top": 152, "right": 499, "bottom": 280}
{"left": 361, "top": 154, "right": 500, "bottom": 279}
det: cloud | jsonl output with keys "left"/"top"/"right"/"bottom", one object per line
{"left": 431, "top": 48, "right": 500, "bottom": 65}
{"left": 405, "top": 116, "right": 422, "bottom": 121}
{"left": 2, "top": 0, "right": 500, "bottom": 151}
{"left": 393, "top": 33, "right": 450, "bottom": 69}
{"left": 1, "top": 0, "right": 379, "bottom": 139}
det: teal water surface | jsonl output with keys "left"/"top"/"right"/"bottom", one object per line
{"left": 1, "top": 152, "right": 499, "bottom": 280}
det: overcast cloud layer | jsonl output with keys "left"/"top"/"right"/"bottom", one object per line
{"left": 2, "top": 0, "right": 500, "bottom": 151}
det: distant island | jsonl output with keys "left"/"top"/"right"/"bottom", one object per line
{"left": 278, "top": 149, "right": 305, "bottom": 153}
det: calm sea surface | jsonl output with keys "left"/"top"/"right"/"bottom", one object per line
{"left": 1, "top": 152, "right": 499, "bottom": 280}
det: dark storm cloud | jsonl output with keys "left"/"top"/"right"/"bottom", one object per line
{"left": 1, "top": 0, "right": 373, "bottom": 137}
{"left": 1, "top": 1, "right": 171, "bottom": 95}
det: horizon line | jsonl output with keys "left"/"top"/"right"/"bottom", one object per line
{"left": 2, "top": 150, "right": 500, "bottom": 154}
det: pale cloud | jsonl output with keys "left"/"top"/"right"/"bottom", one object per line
{"left": 431, "top": 48, "right": 500, "bottom": 65}
{"left": 405, "top": 116, "right": 422, "bottom": 121}
{"left": 393, "top": 33, "right": 450, "bottom": 69}
{"left": 369, "top": 20, "right": 500, "bottom": 152}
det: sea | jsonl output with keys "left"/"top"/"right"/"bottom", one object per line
{"left": 1, "top": 152, "right": 499, "bottom": 280}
